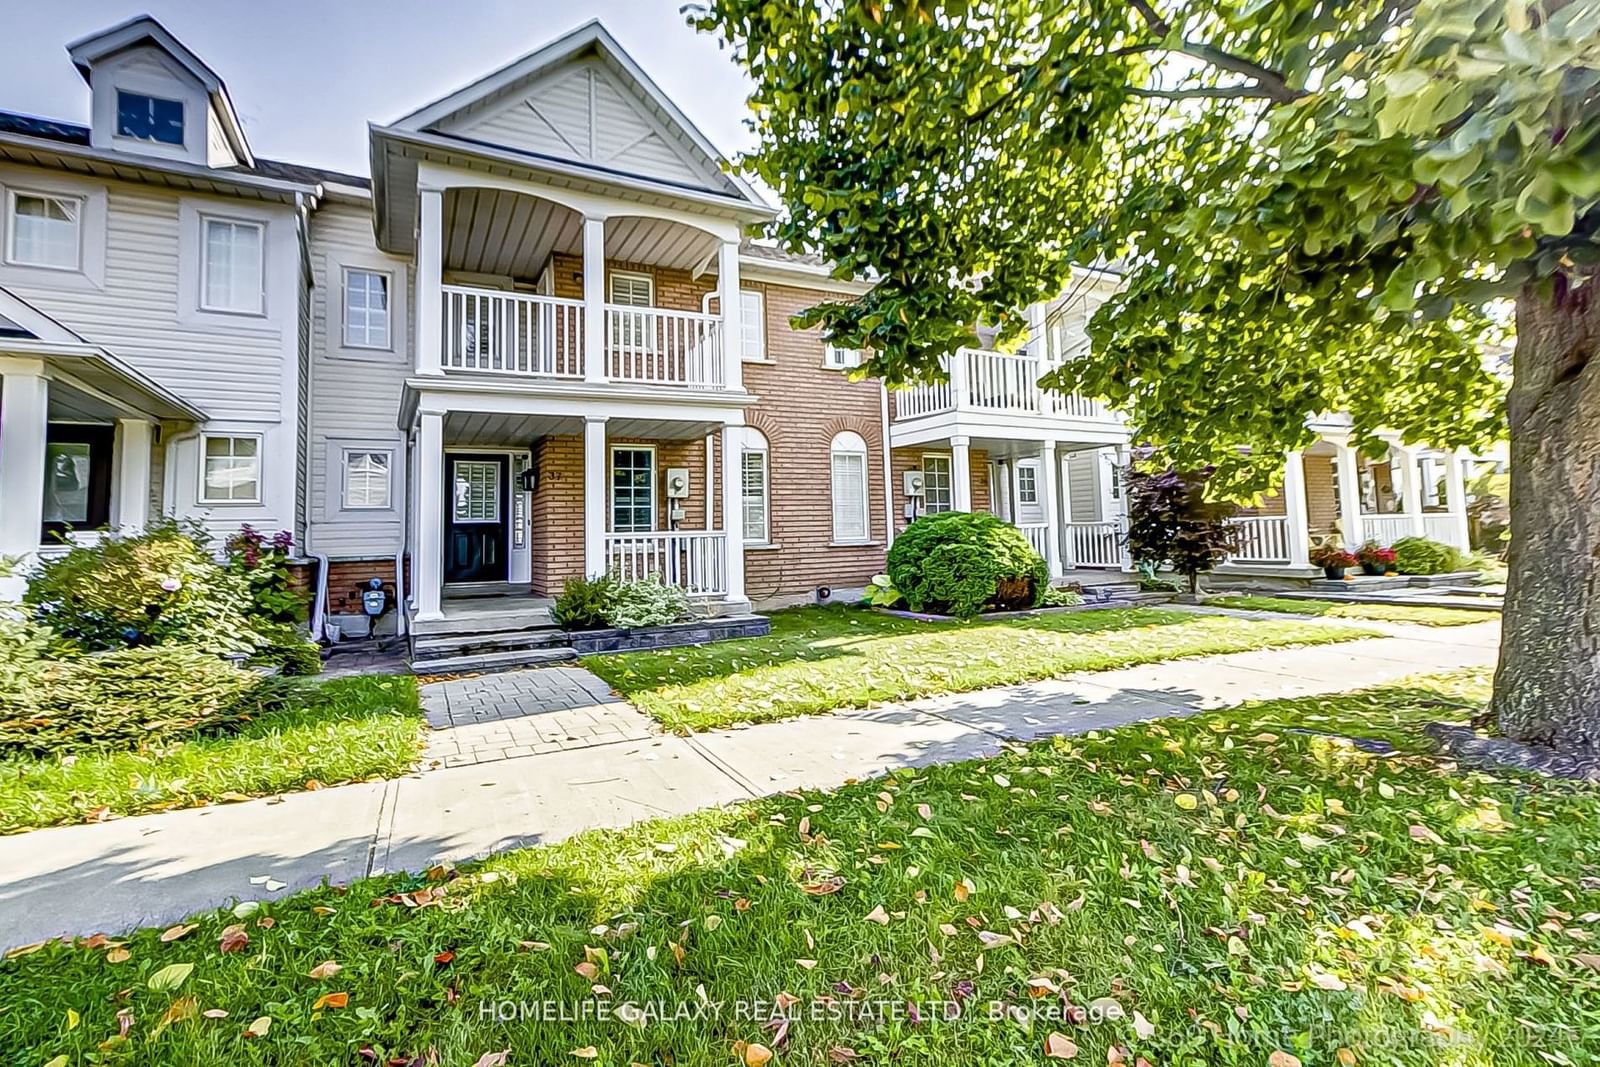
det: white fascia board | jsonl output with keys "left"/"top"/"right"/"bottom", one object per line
{"left": 0, "top": 132, "right": 313, "bottom": 201}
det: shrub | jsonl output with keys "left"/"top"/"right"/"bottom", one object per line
{"left": 553, "top": 576, "right": 618, "bottom": 630}
{"left": 1124, "top": 467, "right": 1240, "bottom": 594}
{"left": 1356, "top": 542, "right": 1397, "bottom": 569}
{"left": 251, "top": 621, "right": 323, "bottom": 676}
{"left": 224, "top": 526, "right": 307, "bottom": 625}
{"left": 23, "top": 520, "right": 255, "bottom": 654}
{"left": 862, "top": 574, "right": 904, "bottom": 608}
{"left": 0, "top": 558, "right": 57, "bottom": 703}
{"left": 608, "top": 579, "right": 692, "bottom": 628}
{"left": 1392, "top": 536, "right": 1466, "bottom": 575}
{"left": 1310, "top": 543, "right": 1358, "bottom": 569}
{"left": 1039, "top": 585, "right": 1085, "bottom": 607}
{"left": 886, "top": 512, "right": 1048, "bottom": 619}
{"left": 0, "top": 645, "right": 278, "bottom": 756}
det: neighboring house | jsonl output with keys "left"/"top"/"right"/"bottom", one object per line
{"left": 0, "top": 14, "right": 1477, "bottom": 622}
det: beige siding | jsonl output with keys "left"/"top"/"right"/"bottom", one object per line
{"left": 1066, "top": 451, "right": 1099, "bottom": 521}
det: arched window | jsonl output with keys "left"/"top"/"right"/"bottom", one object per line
{"left": 829, "top": 430, "right": 870, "bottom": 543}
{"left": 737, "top": 428, "right": 770, "bottom": 544}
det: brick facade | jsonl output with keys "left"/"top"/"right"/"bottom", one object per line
{"left": 890, "top": 446, "right": 993, "bottom": 535}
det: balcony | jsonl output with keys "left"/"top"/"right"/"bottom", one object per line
{"left": 441, "top": 286, "right": 726, "bottom": 389}
{"left": 893, "top": 348, "right": 1121, "bottom": 432}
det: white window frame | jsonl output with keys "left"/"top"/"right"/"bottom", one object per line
{"left": 740, "top": 433, "right": 771, "bottom": 544}
{"left": 740, "top": 289, "right": 766, "bottom": 362}
{"left": 342, "top": 266, "right": 392, "bottom": 350}
{"left": 5, "top": 188, "right": 83, "bottom": 272}
{"left": 608, "top": 270, "right": 654, "bottom": 307}
{"left": 823, "top": 343, "right": 862, "bottom": 370}
{"left": 829, "top": 431, "right": 871, "bottom": 544}
{"left": 199, "top": 433, "right": 263, "bottom": 505}
{"left": 609, "top": 444, "right": 657, "bottom": 533}
{"left": 199, "top": 214, "right": 266, "bottom": 315}
{"left": 341, "top": 448, "right": 393, "bottom": 511}
{"left": 1016, "top": 463, "right": 1039, "bottom": 505}
{"left": 922, "top": 453, "right": 954, "bottom": 514}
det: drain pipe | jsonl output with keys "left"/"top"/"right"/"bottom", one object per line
{"left": 308, "top": 551, "right": 331, "bottom": 640}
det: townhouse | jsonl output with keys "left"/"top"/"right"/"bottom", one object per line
{"left": 0, "top": 15, "right": 1478, "bottom": 642}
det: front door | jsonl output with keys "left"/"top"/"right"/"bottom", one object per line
{"left": 42, "top": 424, "right": 114, "bottom": 540}
{"left": 445, "top": 453, "right": 509, "bottom": 583}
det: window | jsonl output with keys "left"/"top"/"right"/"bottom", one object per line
{"left": 922, "top": 454, "right": 953, "bottom": 513}
{"left": 829, "top": 431, "right": 870, "bottom": 542}
{"left": 740, "top": 289, "right": 766, "bottom": 361}
{"left": 1017, "top": 464, "right": 1039, "bottom": 505}
{"left": 608, "top": 271, "right": 654, "bottom": 307}
{"left": 343, "top": 450, "right": 391, "bottom": 510}
{"left": 611, "top": 447, "right": 655, "bottom": 532}
{"left": 343, "top": 268, "right": 390, "bottom": 349}
{"left": 823, "top": 344, "right": 863, "bottom": 369}
{"left": 740, "top": 431, "right": 770, "bottom": 543}
{"left": 452, "top": 460, "right": 500, "bottom": 522}
{"left": 116, "top": 91, "right": 184, "bottom": 146}
{"left": 201, "top": 217, "right": 264, "bottom": 313}
{"left": 201, "top": 435, "right": 260, "bottom": 503}
{"left": 7, "top": 191, "right": 81, "bottom": 270}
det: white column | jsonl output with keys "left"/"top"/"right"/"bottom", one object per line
{"left": 950, "top": 435, "right": 972, "bottom": 511}
{"left": 719, "top": 422, "right": 747, "bottom": 604}
{"left": 717, "top": 239, "right": 743, "bottom": 391}
{"left": 1332, "top": 440, "right": 1364, "bottom": 547}
{"left": 583, "top": 415, "right": 608, "bottom": 577}
{"left": 703, "top": 432, "right": 716, "bottom": 528}
{"left": 1443, "top": 449, "right": 1471, "bottom": 549}
{"left": 110, "top": 417, "right": 152, "bottom": 533}
{"left": 412, "top": 411, "right": 445, "bottom": 621}
{"left": 949, "top": 348, "right": 970, "bottom": 410}
{"left": 879, "top": 385, "right": 896, "bottom": 546}
{"left": 1280, "top": 450, "right": 1311, "bottom": 567}
{"left": 583, "top": 217, "right": 608, "bottom": 384}
{"left": 1393, "top": 444, "right": 1425, "bottom": 536}
{"left": 415, "top": 187, "right": 443, "bottom": 376}
{"left": 0, "top": 366, "right": 48, "bottom": 600}
{"left": 1040, "top": 441, "right": 1062, "bottom": 579}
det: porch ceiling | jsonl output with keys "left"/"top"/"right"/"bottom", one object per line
{"left": 443, "top": 411, "right": 721, "bottom": 446}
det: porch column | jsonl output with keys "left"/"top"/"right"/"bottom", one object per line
{"left": 1332, "top": 439, "right": 1364, "bottom": 547}
{"left": 717, "top": 239, "right": 743, "bottom": 391}
{"left": 1282, "top": 449, "right": 1311, "bottom": 567}
{"left": 0, "top": 365, "right": 48, "bottom": 600}
{"left": 415, "top": 187, "right": 443, "bottom": 376}
{"left": 950, "top": 435, "right": 972, "bottom": 511}
{"left": 1393, "top": 443, "right": 1425, "bottom": 536}
{"left": 412, "top": 411, "right": 445, "bottom": 621}
{"left": 1040, "top": 441, "right": 1063, "bottom": 579}
{"left": 1443, "top": 449, "right": 1471, "bottom": 550}
{"left": 110, "top": 417, "right": 152, "bottom": 532}
{"left": 583, "top": 415, "right": 608, "bottom": 577}
{"left": 719, "top": 422, "right": 747, "bottom": 604}
{"left": 583, "top": 217, "right": 608, "bottom": 384}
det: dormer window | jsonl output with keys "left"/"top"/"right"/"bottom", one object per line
{"left": 116, "top": 90, "right": 184, "bottom": 146}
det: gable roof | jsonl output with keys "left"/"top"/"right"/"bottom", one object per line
{"left": 389, "top": 19, "right": 764, "bottom": 209}
{"left": 66, "top": 14, "right": 253, "bottom": 166}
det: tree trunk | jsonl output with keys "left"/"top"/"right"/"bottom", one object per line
{"left": 1491, "top": 278, "right": 1600, "bottom": 750}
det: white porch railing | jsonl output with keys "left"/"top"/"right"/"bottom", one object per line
{"left": 605, "top": 531, "right": 727, "bottom": 597}
{"left": 1064, "top": 520, "right": 1124, "bottom": 568}
{"left": 1422, "top": 514, "right": 1459, "bottom": 546}
{"left": 1228, "top": 515, "right": 1291, "bottom": 563}
{"left": 1017, "top": 522, "right": 1050, "bottom": 558}
{"left": 893, "top": 348, "right": 1115, "bottom": 423}
{"left": 605, "top": 305, "right": 724, "bottom": 389}
{"left": 1361, "top": 515, "right": 1413, "bottom": 547}
{"left": 442, "top": 286, "right": 584, "bottom": 377}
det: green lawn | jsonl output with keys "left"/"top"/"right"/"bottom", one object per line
{"left": 1209, "top": 594, "right": 1494, "bottom": 627}
{"left": 0, "top": 675, "right": 422, "bottom": 834}
{"left": 5, "top": 666, "right": 1597, "bottom": 1065}
{"left": 585, "top": 605, "right": 1382, "bottom": 731}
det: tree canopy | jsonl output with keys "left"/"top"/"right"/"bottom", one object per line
{"left": 693, "top": 0, "right": 1597, "bottom": 489}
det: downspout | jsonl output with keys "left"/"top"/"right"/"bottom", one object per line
{"left": 880, "top": 383, "right": 896, "bottom": 547}
{"left": 162, "top": 426, "right": 202, "bottom": 518}
{"left": 394, "top": 429, "right": 409, "bottom": 639}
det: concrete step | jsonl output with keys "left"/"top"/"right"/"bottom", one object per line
{"left": 411, "top": 627, "right": 571, "bottom": 659}
{"left": 411, "top": 605, "right": 555, "bottom": 636}
{"left": 1083, "top": 583, "right": 1140, "bottom": 601}
{"left": 410, "top": 645, "right": 577, "bottom": 677}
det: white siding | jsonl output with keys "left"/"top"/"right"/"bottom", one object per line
{"left": 1067, "top": 451, "right": 1100, "bottom": 522}
{"left": 305, "top": 200, "right": 411, "bottom": 559}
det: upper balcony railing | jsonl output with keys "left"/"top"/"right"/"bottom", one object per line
{"left": 893, "top": 348, "right": 1117, "bottom": 424}
{"left": 439, "top": 285, "right": 726, "bottom": 389}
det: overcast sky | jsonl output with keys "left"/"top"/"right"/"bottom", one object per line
{"left": 2, "top": 0, "right": 759, "bottom": 178}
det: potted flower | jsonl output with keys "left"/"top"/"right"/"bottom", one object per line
{"left": 1310, "top": 543, "right": 1358, "bottom": 580}
{"left": 1356, "top": 542, "right": 1397, "bottom": 576}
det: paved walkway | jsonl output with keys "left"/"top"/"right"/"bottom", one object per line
{"left": 421, "top": 667, "right": 656, "bottom": 767}
{"left": 0, "top": 616, "right": 1501, "bottom": 949}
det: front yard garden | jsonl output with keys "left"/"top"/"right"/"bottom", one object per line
{"left": 585, "top": 604, "right": 1381, "bottom": 732}
{"left": 1209, "top": 595, "right": 1493, "bottom": 627}
{"left": 5, "top": 665, "right": 1595, "bottom": 1065}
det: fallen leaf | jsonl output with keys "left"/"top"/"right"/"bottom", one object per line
{"left": 159, "top": 924, "right": 195, "bottom": 943}
{"left": 744, "top": 1043, "right": 774, "bottom": 1066}
{"left": 435, "top": 950, "right": 456, "bottom": 965}
{"left": 864, "top": 905, "right": 890, "bottom": 925}
{"left": 471, "top": 1052, "right": 510, "bottom": 1067}
{"left": 147, "top": 963, "right": 194, "bottom": 992}
{"left": 917, "top": 803, "right": 932, "bottom": 820}
{"left": 1174, "top": 794, "right": 1198, "bottom": 811}
{"left": 218, "top": 925, "right": 250, "bottom": 954}
{"left": 106, "top": 948, "right": 131, "bottom": 964}
{"left": 1574, "top": 953, "right": 1600, "bottom": 972}
{"left": 1269, "top": 1052, "right": 1302, "bottom": 1067}
{"left": 308, "top": 960, "right": 343, "bottom": 979}
{"left": 244, "top": 1016, "right": 272, "bottom": 1038}
{"left": 1132, "top": 1011, "right": 1155, "bottom": 1039}
{"left": 202, "top": 1008, "right": 229, "bottom": 1019}
{"left": 312, "top": 992, "right": 349, "bottom": 1011}
{"left": 827, "top": 1048, "right": 861, "bottom": 1064}
{"left": 570, "top": 1047, "right": 599, "bottom": 1060}
{"left": 1045, "top": 1031, "right": 1079, "bottom": 1059}
{"left": 1408, "top": 824, "right": 1445, "bottom": 846}
{"left": 954, "top": 878, "right": 975, "bottom": 902}
{"left": 1336, "top": 1050, "right": 1357, "bottom": 1066}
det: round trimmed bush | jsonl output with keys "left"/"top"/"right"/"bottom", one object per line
{"left": 1391, "top": 536, "right": 1466, "bottom": 576}
{"left": 886, "top": 512, "right": 1048, "bottom": 618}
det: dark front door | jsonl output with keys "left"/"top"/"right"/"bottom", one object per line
{"left": 42, "top": 424, "right": 114, "bottom": 540}
{"left": 445, "top": 453, "right": 509, "bottom": 583}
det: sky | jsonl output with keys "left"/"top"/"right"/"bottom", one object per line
{"left": 2, "top": 0, "right": 760, "bottom": 178}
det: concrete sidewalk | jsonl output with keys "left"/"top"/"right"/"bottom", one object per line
{"left": 0, "top": 618, "right": 1500, "bottom": 949}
